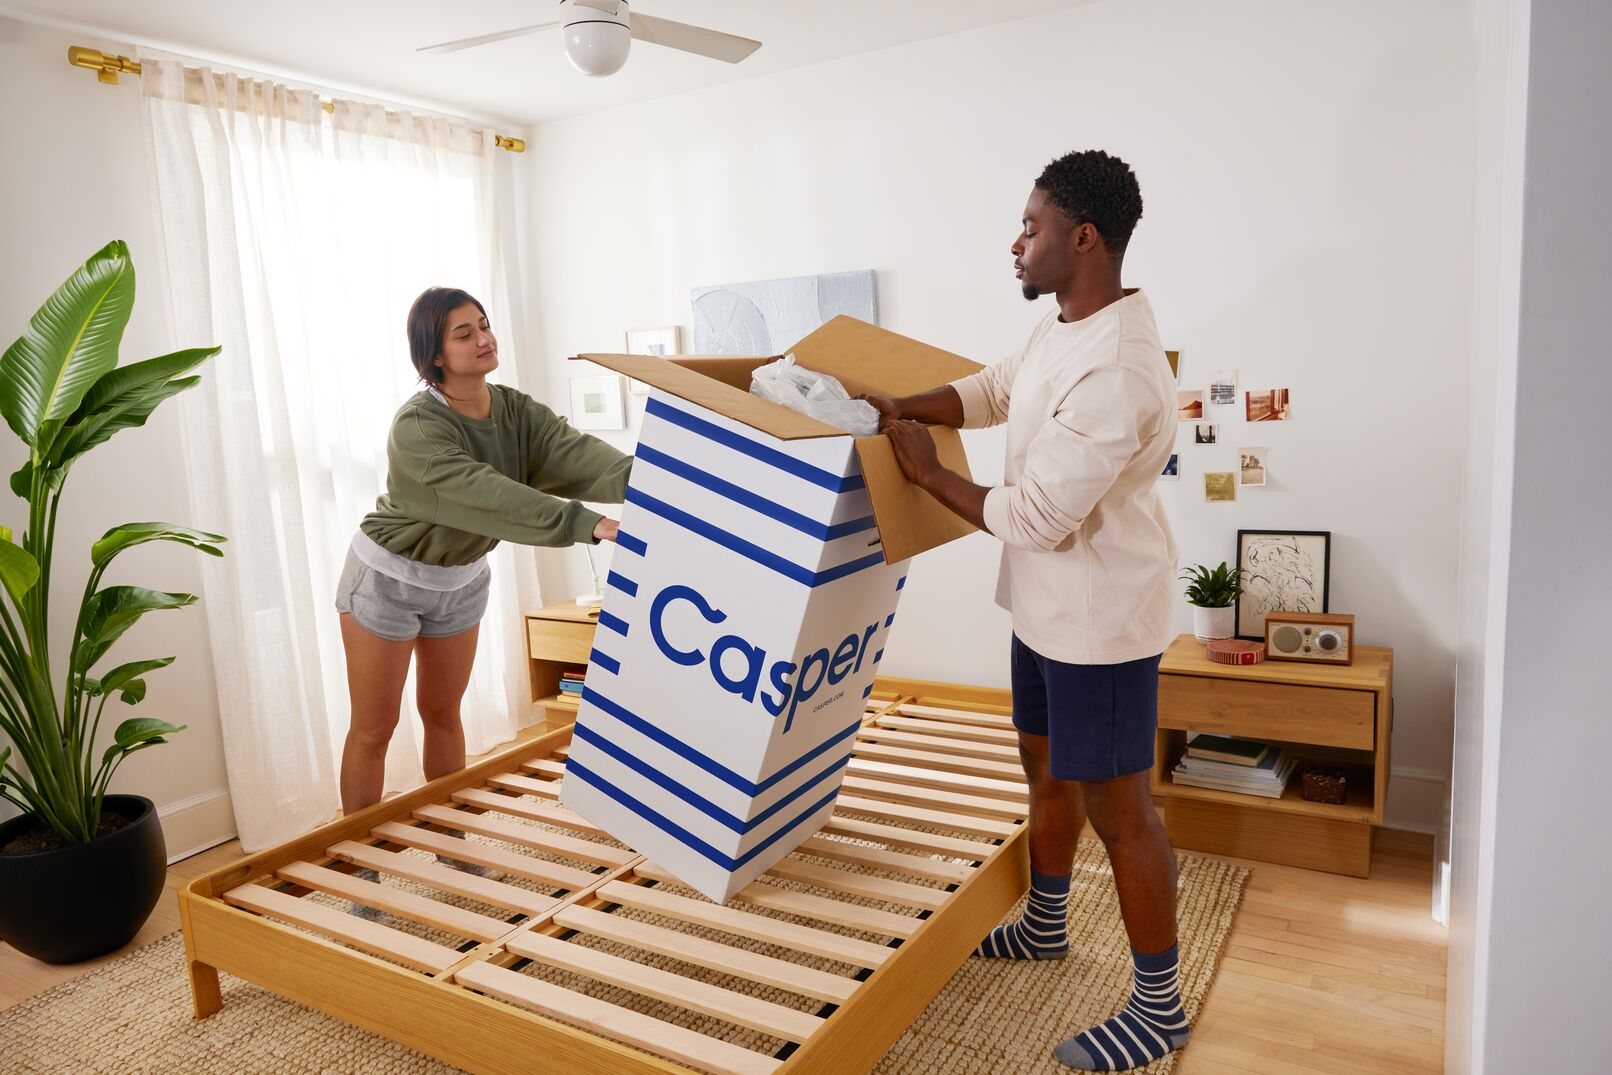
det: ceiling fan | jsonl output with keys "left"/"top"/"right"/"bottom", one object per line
{"left": 417, "top": 0, "right": 762, "bottom": 78}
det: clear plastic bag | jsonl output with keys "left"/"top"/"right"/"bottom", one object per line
{"left": 749, "top": 354, "right": 879, "bottom": 436}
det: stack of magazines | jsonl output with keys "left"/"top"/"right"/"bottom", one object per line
{"left": 1172, "top": 734, "right": 1295, "bottom": 798}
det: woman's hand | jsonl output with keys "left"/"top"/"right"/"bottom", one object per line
{"left": 593, "top": 517, "right": 620, "bottom": 543}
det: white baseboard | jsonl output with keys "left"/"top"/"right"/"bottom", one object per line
{"left": 156, "top": 788, "right": 237, "bottom": 864}
{"left": 1386, "top": 766, "right": 1448, "bottom": 834}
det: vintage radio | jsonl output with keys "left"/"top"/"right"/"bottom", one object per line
{"left": 1264, "top": 612, "right": 1355, "bottom": 664}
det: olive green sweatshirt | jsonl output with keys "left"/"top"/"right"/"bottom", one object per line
{"left": 360, "top": 384, "right": 632, "bottom": 567}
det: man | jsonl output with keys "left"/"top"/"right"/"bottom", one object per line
{"left": 862, "top": 149, "right": 1186, "bottom": 1071}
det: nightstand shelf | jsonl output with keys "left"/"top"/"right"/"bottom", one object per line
{"left": 1152, "top": 634, "right": 1393, "bottom": 877}
{"left": 523, "top": 600, "right": 599, "bottom": 723}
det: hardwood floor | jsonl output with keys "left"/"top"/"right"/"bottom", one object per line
{"left": 2, "top": 768, "right": 1445, "bottom": 1074}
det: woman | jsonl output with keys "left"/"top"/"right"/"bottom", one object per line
{"left": 334, "top": 287, "right": 629, "bottom": 901}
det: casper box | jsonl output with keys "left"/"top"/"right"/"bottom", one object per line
{"left": 560, "top": 315, "right": 982, "bottom": 902}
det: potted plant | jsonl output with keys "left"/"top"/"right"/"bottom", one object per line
{"left": 0, "top": 241, "right": 223, "bottom": 964}
{"left": 1180, "top": 561, "right": 1243, "bottom": 642}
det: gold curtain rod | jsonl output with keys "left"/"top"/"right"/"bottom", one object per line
{"left": 67, "top": 46, "right": 526, "bottom": 153}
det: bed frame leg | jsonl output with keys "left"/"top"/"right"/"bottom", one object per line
{"left": 188, "top": 957, "right": 223, "bottom": 1018}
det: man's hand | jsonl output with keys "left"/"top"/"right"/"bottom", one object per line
{"left": 885, "top": 419, "right": 940, "bottom": 486}
{"left": 592, "top": 518, "right": 620, "bottom": 543}
{"left": 856, "top": 393, "right": 901, "bottom": 430}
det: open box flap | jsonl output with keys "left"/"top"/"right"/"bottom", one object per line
{"left": 575, "top": 316, "right": 987, "bottom": 562}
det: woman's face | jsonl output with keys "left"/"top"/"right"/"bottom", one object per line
{"left": 435, "top": 302, "right": 498, "bottom": 380}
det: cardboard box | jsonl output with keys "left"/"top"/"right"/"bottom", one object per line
{"left": 560, "top": 316, "right": 982, "bottom": 901}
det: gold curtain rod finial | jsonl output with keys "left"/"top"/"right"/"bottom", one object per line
{"left": 496, "top": 135, "right": 526, "bottom": 153}
{"left": 68, "top": 45, "right": 140, "bottom": 85}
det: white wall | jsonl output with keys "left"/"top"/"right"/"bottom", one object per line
{"left": 0, "top": 16, "right": 233, "bottom": 859}
{"left": 1446, "top": 0, "right": 1612, "bottom": 1069}
{"left": 519, "top": 0, "right": 1475, "bottom": 831}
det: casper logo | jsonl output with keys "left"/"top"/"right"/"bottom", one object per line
{"left": 649, "top": 584, "right": 876, "bottom": 734}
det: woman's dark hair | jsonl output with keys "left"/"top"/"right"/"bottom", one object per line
{"left": 406, "top": 287, "right": 487, "bottom": 383}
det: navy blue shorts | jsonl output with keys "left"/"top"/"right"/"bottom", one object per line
{"left": 1010, "top": 636, "right": 1162, "bottom": 782}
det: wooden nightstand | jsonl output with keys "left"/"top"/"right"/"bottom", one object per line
{"left": 523, "top": 601, "right": 599, "bottom": 723}
{"left": 1152, "top": 634, "right": 1394, "bottom": 877}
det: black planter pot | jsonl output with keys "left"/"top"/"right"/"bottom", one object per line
{"left": 0, "top": 794, "right": 167, "bottom": 964}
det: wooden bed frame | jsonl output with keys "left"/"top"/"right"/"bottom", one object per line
{"left": 180, "top": 677, "right": 1029, "bottom": 1075}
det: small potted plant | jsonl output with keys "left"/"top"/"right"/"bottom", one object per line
{"left": 1180, "top": 561, "right": 1244, "bottom": 642}
{"left": 0, "top": 241, "right": 223, "bottom": 963}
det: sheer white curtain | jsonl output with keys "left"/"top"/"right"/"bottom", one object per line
{"left": 140, "top": 60, "right": 540, "bottom": 851}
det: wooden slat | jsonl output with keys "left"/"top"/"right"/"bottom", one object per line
{"left": 850, "top": 740, "right": 1024, "bottom": 781}
{"left": 764, "top": 858, "right": 947, "bottom": 911}
{"left": 833, "top": 794, "right": 1018, "bottom": 838}
{"left": 277, "top": 861, "right": 512, "bottom": 944}
{"left": 452, "top": 787, "right": 607, "bottom": 838}
{"left": 862, "top": 722, "right": 1020, "bottom": 755}
{"left": 455, "top": 960, "right": 779, "bottom": 1075}
{"left": 414, "top": 803, "right": 633, "bottom": 869}
{"left": 327, "top": 841, "right": 557, "bottom": 918}
{"left": 221, "top": 883, "right": 461, "bottom": 974}
{"left": 488, "top": 772, "right": 562, "bottom": 799}
{"left": 554, "top": 905, "right": 858, "bottom": 1004}
{"left": 552, "top": 743, "right": 571, "bottom": 759}
{"left": 633, "top": 862, "right": 920, "bottom": 938}
{"left": 845, "top": 759, "right": 1029, "bottom": 802}
{"left": 819, "top": 815, "right": 997, "bottom": 861}
{"left": 522, "top": 757, "right": 570, "bottom": 780}
{"left": 506, "top": 931, "right": 825, "bottom": 1043}
{"left": 372, "top": 822, "right": 596, "bottom": 891}
{"left": 872, "top": 714, "right": 1020, "bottom": 745}
{"left": 897, "top": 702, "right": 1014, "bottom": 727}
{"left": 596, "top": 880, "right": 892, "bottom": 969}
{"left": 795, "top": 835, "right": 975, "bottom": 885}
{"left": 838, "top": 777, "right": 1026, "bottom": 821}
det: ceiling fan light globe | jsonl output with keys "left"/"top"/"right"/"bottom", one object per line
{"left": 564, "top": 22, "right": 631, "bottom": 76}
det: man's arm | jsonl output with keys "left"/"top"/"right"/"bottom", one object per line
{"left": 883, "top": 419, "right": 988, "bottom": 531}
{"left": 859, "top": 386, "right": 965, "bottom": 429}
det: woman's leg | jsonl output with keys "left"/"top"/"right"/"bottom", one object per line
{"left": 414, "top": 624, "right": 481, "bottom": 782}
{"left": 338, "top": 613, "right": 416, "bottom": 815}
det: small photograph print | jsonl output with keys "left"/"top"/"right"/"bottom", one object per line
{"left": 1194, "top": 423, "right": 1218, "bottom": 445}
{"left": 1209, "top": 370, "right": 1238, "bottom": 407}
{"left": 1240, "top": 447, "right": 1268, "bottom": 486}
{"left": 1178, "top": 389, "right": 1205, "bottom": 422}
{"left": 1160, "top": 454, "right": 1181, "bottom": 481}
{"left": 1245, "top": 388, "right": 1291, "bottom": 422}
{"left": 1204, "top": 471, "right": 1237, "bottom": 502}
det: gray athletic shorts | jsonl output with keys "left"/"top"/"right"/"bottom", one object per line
{"left": 334, "top": 547, "right": 490, "bottom": 642}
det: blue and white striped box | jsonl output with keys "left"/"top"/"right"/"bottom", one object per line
{"left": 563, "top": 316, "right": 982, "bottom": 902}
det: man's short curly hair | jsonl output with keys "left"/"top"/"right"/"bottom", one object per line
{"left": 1035, "top": 150, "right": 1144, "bottom": 256}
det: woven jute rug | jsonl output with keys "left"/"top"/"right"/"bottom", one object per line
{"left": 1, "top": 840, "right": 1246, "bottom": 1074}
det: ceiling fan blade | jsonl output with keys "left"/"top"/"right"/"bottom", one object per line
{"left": 628, "top": 12, "right": 761, "bottom": 64}
{"left": 417, "top": 21, "right": 560, "bottom": 55}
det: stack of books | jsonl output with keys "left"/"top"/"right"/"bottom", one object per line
{"left": 1172, "top": 734, "right": 1296, "bottom": 798}
{"left": 558, "top": 667, "right": 588, "bottom": 697}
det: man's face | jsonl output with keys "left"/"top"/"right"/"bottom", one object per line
{"left": 1011, "top": 187, "right": 1069, "bottom": 301}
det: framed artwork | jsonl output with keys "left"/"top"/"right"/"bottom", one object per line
{"left": 1235, "top": 529, "right": 1331, "bottom": 640}
{"left": 568, "top": 374, "right": 626, "bottom": 430}
{"left": 624, "top": 326, "right": 681, "bottom": 395}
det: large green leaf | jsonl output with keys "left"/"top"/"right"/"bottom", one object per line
{"left": 101, "top": 717, "right": 185, "bottom": 767}
{"left": 99, "top": 656, "right": 174, "bottom": 693}
{"left": 0, "top": 538, "right": 40, "bottom": 605}
{"left": 48, "top": 374, "right": 203, "bottom": 472}
{"left": 91, "top": 523, "right": 226, "bottom": 570}
{"left": 76, "top": 586, "right": 196, "bottom": 673}
{"left": 71, "top": 347, "right": 216, "bottom": 420}
{"left": 0, "top": 241, "right": 135, "bottom": 449}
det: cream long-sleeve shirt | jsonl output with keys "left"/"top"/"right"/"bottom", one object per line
{"left": 949, "top": 290, "right": 1179, "bottom": 665}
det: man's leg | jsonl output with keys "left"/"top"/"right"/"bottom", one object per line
{"left": 1054, "top": 771, "right": 1189, "bottom": 1070}
{"left": 976, "top": 639, "right": 1088, "bottom": 960}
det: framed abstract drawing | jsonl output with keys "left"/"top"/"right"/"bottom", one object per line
{"left": 1235, "top": 529, "right": 1331, "bottom": 640}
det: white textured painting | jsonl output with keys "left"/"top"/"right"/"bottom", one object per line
{"left": 1236, "top": 531, "right": 1331, "bottom": 639}
{"left": 691, "top": 270, "right": 877, "bottom": 355}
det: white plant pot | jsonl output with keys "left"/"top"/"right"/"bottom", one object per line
{"left": 1192, "top": 604, "right": 1235, "bottom": 643}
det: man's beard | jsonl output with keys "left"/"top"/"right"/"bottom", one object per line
{"left": 1021, "top": 282, "right": 1040, "bottom": 301}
